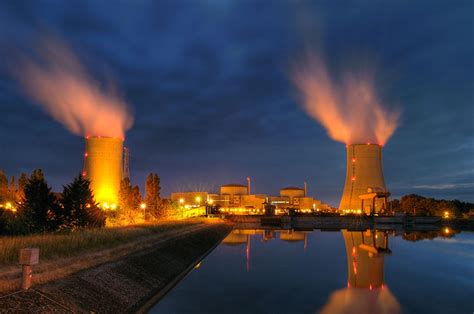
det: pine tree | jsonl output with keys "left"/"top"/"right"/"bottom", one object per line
{"left": 60, "top": 175, "right": 105, "bottom": 230}
{"left": 17, "top": 169, "right": 58, "bottom": 233}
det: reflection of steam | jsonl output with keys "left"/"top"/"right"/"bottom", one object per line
{"left": 319, "top": 287, "right": 400, "bottom": 314}
{"left": 13, "top": 39, "right": 133, "bottom": 138}
{"left": 293, "top": 54, "right": 399, "bottom": 145}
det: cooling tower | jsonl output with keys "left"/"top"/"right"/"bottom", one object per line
{"left": 84, "top": 136, "right": 123, "bottom": 206}
{"left": 339, "top": 144, "right": 387, "bottom": 212}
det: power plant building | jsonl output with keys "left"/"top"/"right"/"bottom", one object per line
{"left": 170, "top": 181, "right": 329, "bottom": 214}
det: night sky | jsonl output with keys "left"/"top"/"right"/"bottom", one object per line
{"left": 0, "top": 1, "right": 472, "bottom": 206}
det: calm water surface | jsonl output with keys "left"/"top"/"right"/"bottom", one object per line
{"left": 152, "top": 229, "right": 474, "bottom": 314}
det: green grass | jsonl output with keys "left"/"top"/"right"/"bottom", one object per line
{"left": 0, "top": 219, "right": 204, "bottom": 266}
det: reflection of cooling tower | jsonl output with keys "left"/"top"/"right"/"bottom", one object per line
{"left": 339, "top": 144, "right": 387, "bottom": 211}
{"left": 343, "top": 230, "right": 386, "bottom": 288}
{"left": 84, "top": 137, "right": 123, "bottom": 206}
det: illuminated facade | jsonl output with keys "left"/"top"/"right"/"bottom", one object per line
{"left": 169, "top": 182, "right": 329, "bottom": 215}
{"left": 339, "top": 144, "right": 389, "bottom": 214}
{"left": 84, "top": 136, "right": 123, "bottom": 207}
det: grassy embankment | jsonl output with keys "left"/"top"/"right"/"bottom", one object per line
{"left": 0, "top": 218, "right": 224, "bottom": 293}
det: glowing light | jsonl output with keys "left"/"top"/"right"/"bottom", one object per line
{"left": 110, "top": 203, "right": 117, "bottom": 210}
{"left": 179, "top": 198, "right": 184, "bottom": 204}
{"left": 444, "top": 227, "right": 450, "bottom": 234}
{"left": 5, "top": 202, "right": 12, "bottom": 209}
{"left": 351, "top": 177, "right": 356, "bottom": 181}
{"left": 352, "top": 158, "right": 356, "bottom": 163}
{"left": 208, "top": 199, "right": 214, "bottom": 205}
{"left": 195, "top": 196, "right": 201, "bottom": 203}
{"left": 140, "top": 203, "right": 146, "bottom": 209}
{"left": 102, "top": 202, "right": 110, "bottom": 209}
{"left": 443, "top": 211, "right": 450, "bottom": 219}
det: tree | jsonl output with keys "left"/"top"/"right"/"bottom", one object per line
{"left": 59, "top": 174, "right": 105, "bottom": 230}
{"left": 17, "top": 169, "right": 58, "bottom": 233}
{"left": 145, "top": 173, "right": 161, "bottom": 219}
{"left": 117, "top": 177, "right": 143, "bottom": 224}
{"left": 16, "top": 173, "right": 28, "bottom": 201}
{"left": 0, "top": 170, "right": 8, "bottom": 203}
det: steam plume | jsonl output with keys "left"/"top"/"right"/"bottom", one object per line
{"left": 13, "top": 39, "right": 133, "bottom": 138}
{"left": 293, "top": 54, "right": 399, "bottom": 145}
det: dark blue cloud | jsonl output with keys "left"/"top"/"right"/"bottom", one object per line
{"left": 0, "top": 0, "right": 472, "bottom": 205}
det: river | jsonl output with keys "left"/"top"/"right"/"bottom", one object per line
{"left": 152, "top": 228, "right": 474, "bottom": 313}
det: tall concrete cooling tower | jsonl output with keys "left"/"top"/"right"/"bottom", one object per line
{"left": 84, "top": 136, "right": 123, "bottom": 206}
{"left": 339, "top": 144, "right": 387, "bottom": 212}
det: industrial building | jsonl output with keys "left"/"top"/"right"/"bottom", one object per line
{"left": 170, "top": 179, "right": 330, "bottom": 215}
{"left": 339, "top": 144, "right": 390, "bottom": 215}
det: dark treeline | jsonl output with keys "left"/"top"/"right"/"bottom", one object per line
{"left": 389, "top": 194, "right": 474, "bottom": 217}
{"left": 0, "top": 169, "right": 173, "bottom": 235}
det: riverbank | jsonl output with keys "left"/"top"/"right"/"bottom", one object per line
{"left": 0, "top": 219, "right": 213, "bottom": 294}
{"left": 0, "top": 220, "right": 232, "bottom": 312}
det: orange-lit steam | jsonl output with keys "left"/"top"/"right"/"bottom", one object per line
{"left": 293, "top": 55, "right": 399, "bottom": 145}
{"left": 13, "top": 39, "right": 133, "bottom": 138}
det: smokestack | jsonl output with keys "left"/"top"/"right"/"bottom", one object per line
{"left": 247, "top": 177, "right": 251, "bottom": 195}
{"left": 339, "top": 144, "right": 387, "bottom": 212}
{"left": 84, "top": 136, "right": 123, "bottom": 206}
{"left": 304, "top": 181, "right": 307, "bottom": 197}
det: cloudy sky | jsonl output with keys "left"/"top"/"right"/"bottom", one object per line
{"left": 0, "top": 0, "right": 472, "bottom": 206}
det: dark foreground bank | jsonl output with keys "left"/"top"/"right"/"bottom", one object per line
{"left": 0, "top": 223, "right": 232, "bottom": 313}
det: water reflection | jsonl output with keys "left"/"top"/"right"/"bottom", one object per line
{"left": 155, "top": 228, "right": 472, "bottom": 313}
{"left": 221, "top": 229, "right": 401, "bottom": 313}
{"left": 319, "top": 230, "right": 400, "bottom": 314}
